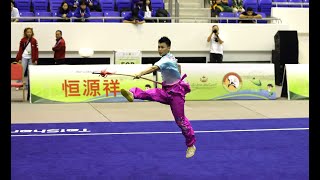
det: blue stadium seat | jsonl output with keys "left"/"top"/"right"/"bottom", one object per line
{"left": 121, "top": 11, "right": 131, "bottom": 22}
{"left": 302, "top": 0, "right": 309, "bottom": 7}
{"left": 272, "top": 0, "right": 288, "bottom": 7}
{"left": 19, "top": 12, "right": 35, "bottom": 22}
{"left": 15, "top": 0, "right": 32, "bottom": 12}
{"left": 52, "top": 12, "right": 58, "bottom": 22}
{"left": 33, "top": 0, "right": 48, "bottom": 12}
{"left": 218, "top": 12, "right": 236, "bottom": 23}
{"left": 90, "top": 12, "right": 104, "bottom": 22}
{"left": 151, "top": 0, "right": 165, "bottom": 12}
{"left": 104, "top": 11, "right": 121, "bottom": 23}
{"left": 288, "top": 0, "right": 303, "bottom": 7}
{"left": 71, "top": 12, "right": 75, "bottom": 22}
{"left": 235, "top": 12, "right": 241, "bottom": 23}
{"left": 243, "top": 0, "right": 259, "bottom": 12}
{"left": 50, "top": 0, "right": 63, "bottom": 12}
{"left": 35, "top": 11, "right": 52, "bottom": 22}
{"left": 259, "top": 0, "right": 272, "bottom": 17}
{"left": 116, "top": 0, "right": 131, "bottom": 12}
{"left": 100, "top": 0, "right": 115, "bottom": 12}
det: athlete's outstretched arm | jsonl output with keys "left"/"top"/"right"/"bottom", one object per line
{"left": 134, "top": 65, "right": 160, "bottom": 79}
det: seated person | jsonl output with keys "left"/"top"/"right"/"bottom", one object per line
{"left": 232, "top": 0, "right": 245, "bottom": 13}
{"left": 220, "top": 0, "right": 233, "bottom": 12}
{"left": 74, "top": 1, "right": 91, "bottom": 22}
{"left": 11, "top": 0, "right": 20, "bottom": 22}
{"left": 57, "top": 1, "right": 72, "bottom": 22}
{"left": 68, "top": 0, "right": 79, "bottom": 11}
{"left": 84, "top": 0, "right": 101, "bottom": 12}
{"left": 131, "top": 0, "right": 143, "bottom": 9}
{"left": 238, "top": 7, "right": 262, "bottom": 23}
{"left": 210, "top": 0, "right": 233, "bottom": 22}
{"left": 123, "top": 7, "right": 145, "bottom": 24}
{"left": 140, "top": 0, "right": 154, "bottom": 23}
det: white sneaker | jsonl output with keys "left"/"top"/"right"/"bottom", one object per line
{"left": 120, "top": 89, "right": 134, "bottom": 102}
{"left": 186, "top": 145, "right": 196, "bottom": 158}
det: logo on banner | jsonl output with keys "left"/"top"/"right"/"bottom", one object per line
{"left": 11, "top": 128, "right": 91, "bottom": 134}
{"left": 200, "top": 75, "right": 208, "bottom": 83}
{"left": 222, "top": 72, "right": 242, "bottom": 92}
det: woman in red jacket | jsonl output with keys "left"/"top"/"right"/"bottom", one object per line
{"left": 15, "top": 27, "right": 39, "bottom": 90}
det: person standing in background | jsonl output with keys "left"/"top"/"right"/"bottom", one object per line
{"left": 52, "top": 30, "right": 67, "bottom": 65}
{"left": 16, "top": 27, "right": 39, "bottom": 90}
{"left": 207, "top": 25, "right": 224, "bottom": 63}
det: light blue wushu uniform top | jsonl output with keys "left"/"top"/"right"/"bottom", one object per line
{"left": 154, "top": 53, "right": 181, "bottom": 85}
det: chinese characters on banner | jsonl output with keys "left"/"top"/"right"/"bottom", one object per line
{"left": 62, "top": 79, "right": 120, "bottom": 97}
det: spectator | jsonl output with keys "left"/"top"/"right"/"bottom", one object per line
{"left": 74, "top": 1, "right": 91, "bottom": 22}
{"left": 68, "top": 0, "right": 79, "bottom": 11}
{"left": 210, "top": 0, "right": 233, "bottom": 22}
{"left": 207, "top": 25, "right": 224, "bottom": 63}
{"left": 140, "top": 0, "right": 154, "bottom": 23}
{"left": 131, "top": 0, "right": 143, "bottom": 10}
{"left": 11, "top": 0, "right": 20, "bottom": 22}
{"left": 52, "top": 30, "right": 67, "bottom": 65}
{"left": 15, "top": 27, "right": 39, "bottom": 90}
{"left": 232, "top": 0, "right": 245, "bottom": 13}
{"left": 123, "top": 7, "right": 145, "bottom": 24}
{"left": 85, "top": 0, "right": 101, "bottom": 12}
{"left": 57, "top": 1, "right": 72, "bottom": 22}
{"left": 238, "top": 7, "right": 262, "bottom": 23}
{"left": 219, "top": 0, "right": 233, "bottom": 12}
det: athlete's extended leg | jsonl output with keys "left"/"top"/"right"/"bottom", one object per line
{"left": 121, "top": 87, "right": 170, "bottom": 105}
{"left": 170, "top": 94, "right": 196, "bottom": 158}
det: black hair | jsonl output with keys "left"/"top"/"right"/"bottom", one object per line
{"left": 267, "top": 84, "right": 273, "bottom": 87}
{"left": 145, "top": 84, "right": 151, "bottom": 88}
{"left": 56, "top": 30, "right": 62, "bottom": 35}
{"left": 246, "top": 7, "right": 253, "bottom": 11}
{"left": 59, "top": 1, "right": 70, "bottom": 14}
{"left": 158, "top": 36, "right": 171, "bottom": 47}
{"left": 132, "top": 7, "right": 140, "bottom": 17}
{"left": 142, "top": 0, "right": 152, "bottom": 11}
{"left": 79, "top": 0, "right": 87, "bottom": 6}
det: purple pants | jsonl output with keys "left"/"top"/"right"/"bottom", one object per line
{"left": 129, "top": 74, "right": 196, "bottom": 147}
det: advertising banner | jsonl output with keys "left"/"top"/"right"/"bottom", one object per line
{"left": 285, "top": 64, "right": 309, "bottom": 100}
{"left": 29, "top": 64, "right": 154, "bottom": 103}
{"left": 157, "top": 63, "right": 277, "bottom": 100}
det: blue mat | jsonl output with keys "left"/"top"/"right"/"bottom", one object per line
{"left": 11, "top": 118, "right": 309, "bottom": 180}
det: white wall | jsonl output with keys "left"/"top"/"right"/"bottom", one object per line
{"left": 298, "top": 34, "right": 309, "bottom": 64}
{"left": 11, "top": 23, "right": 291, "bottom": 62}
{"left": 271, "top": 7, "right": 309, "bottom": 34}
